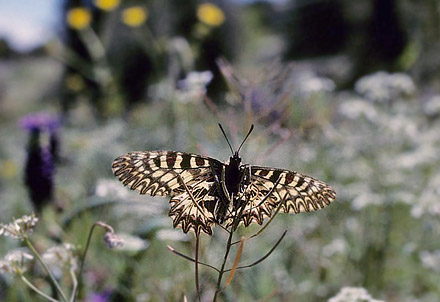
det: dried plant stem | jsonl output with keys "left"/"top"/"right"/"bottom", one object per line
{"left": 25, "top": 239, "right": 68, "bottom": 302}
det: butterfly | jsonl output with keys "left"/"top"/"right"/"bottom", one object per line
{"left": 111, "top": 125, "right": 336, "bottom": 235}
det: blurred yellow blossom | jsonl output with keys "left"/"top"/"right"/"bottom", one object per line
{"left": 65, "top": 74, "right": 85, "bottom": 92}
{"left": 197, "top": 3, "right": 225, "bottom": 27}
{"left": 121, "top": 6, "right": 148, "bottom": 27}
{"left": 67, "top": 7, "right": 92, "bottom": 30}
{"left": 94, "top": 0, "right": 120, "bottom": 11}
{"left": 0, "top": 160, "right": 17, "bottom": 179}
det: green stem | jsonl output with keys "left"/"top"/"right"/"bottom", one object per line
{"left": 74, "top": 222, "right": 113, "bottom": 301}
{"left": 24, "top": 239, "right": 68, "bottom": 302}
{"left": 69, "top": 268, "right": 78, "bottom": 302}
{"left": 21, "top": 275, "right": 60, "bottom": 302}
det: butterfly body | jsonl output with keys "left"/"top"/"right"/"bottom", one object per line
{"left": 112, "top": 149, "right": 336, "bottom": 236}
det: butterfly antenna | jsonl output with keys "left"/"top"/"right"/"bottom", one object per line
{"left": 218, "top": 123, "right": 234, "bottom": 155}
{"left": 237, "top": 124, "right": 254, "bottom": 153}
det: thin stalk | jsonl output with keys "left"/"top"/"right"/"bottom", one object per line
{"left": 74, "top": 222, "right": 113, "bottom": 301}
{"left": 225, "top": 230, "right": 287, "bottom": 272}
{"left": 213, "top": 228, "right": 235, "bottom": 302}
{"left": 195, "top": 234, "right": 201, "bottom": 302}
{"left": 231, "top": 194, "right": 286, "bottom": 246}
{"left": 69, "top": 268, "right": 78, "bottom": 302}
{"left": 167, "top": 245, "right": 219, "bottom": 272}
{"left": 21, "top": 275, "right": 60, "bottom": 302}
{"left": 25, "top": 239, "right": 68, "bottom": 302}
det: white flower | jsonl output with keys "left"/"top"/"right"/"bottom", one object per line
{"left": 156, "top": 229, "right": 189, "bottom": 242}
{"left": 355, "top": 71, "right": 415, "bottom": 102}
{"left": 329, "top": 287, "right": 385, "bottom": 302}
{"left": 323, "top": 238, "right": 347, "bottom": 257}
{"left": 109, "top": 233, "right": 149, "bottom": 252}
{"left": 95, "top": 179, "right": 129, "bottom": 199}
{"left": 423, "top": 95, "right": 440, "bottom": 117}
{"left": 0, "top": 213, "right": 38, "bottom": 240}
{"left": 419, "top": 250, "right": 440, "bottom": 272}
{"left": 42, "top": 243, "right": 78, "bottom": 273}
{"left": 176, "top": 71, "right": 213, "bottom": 103}
{"left": 296, "top": 73, "right": 335, "bottom": 98}
{"left": 0, "top": 248, "right": 34, "bottom": 276}
{"left": 339, "top": 99, "right": 379, "bottom": 122}
{"left": 411, "top": 173, "right": 440, "bottom": 218}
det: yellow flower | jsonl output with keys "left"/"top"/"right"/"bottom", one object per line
{"left": 121, "top": 6, "right": 148, "bottom": 27}
{"left": 94, "top": 0, "right": 120, "bottom": 11}
{"left": 67, "top": 7, "right": 92, "bottom": 30}
{"left": 197, "top": 3, "right": 225, "bottom": 27}
{"left": 0, "top": 160, "right": 17, "bottom": 179}
{"left": 65, "top": 74, "right": 85, "bottom": 92}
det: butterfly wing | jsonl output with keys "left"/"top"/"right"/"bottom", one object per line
{"left": 226, "top": 165, "right": 336, "bottom": 227}
{"left": 112, "top": 151, "right": 224, "bottom": 235}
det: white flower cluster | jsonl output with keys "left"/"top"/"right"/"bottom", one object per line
{"left": 95, "top": 179, "right": 129, "bottom": 199}
{"left": 42, "top": 243, "right": 78, "bottom": 273}
{"left": 0, "top": 248, "right": 34, "bottom": 276}
{"left": 0, "top": 213, "right": 38, "bottom": 240}
{"left": 423, "top": 95, "right": 440, "bottom": 117}
{"left": 355, "top": 72, "right": 415, "bottom": 102}
{"left": 419, "top": 250, "right": 440, "bottom": 272}
{"left": 176, "top": 71, "right": 213, "bottom": 103}
{"left": 296, "top": 73, "right": 335, "bottom": 98}
{"left": 328, "top": 287, "right": 385, "bottom": 302}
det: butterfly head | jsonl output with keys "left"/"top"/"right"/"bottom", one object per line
{"left": 229, "top": 151, "right": 241, "bottom": 166}
{"left": 219, "top": 123, "right": 254, "bottom": 161}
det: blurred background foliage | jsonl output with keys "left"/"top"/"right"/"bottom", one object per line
{"left": 1, "top": 0, "right": 440, "bottom": 301}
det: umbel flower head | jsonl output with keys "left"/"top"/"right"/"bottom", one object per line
{"left": 328, "top": 287, "right": 384, "bottom": 302}
{"left": 19, "top": 112, "right": 61, "bottom": 211}
{"left": 0, "top": 213, "right": 38, "bottom": 241}
{"left": 0, "top": 248, "right": 34, "bottom": 276}
{"left": 42, "top": 243, "right": 78, "bottom": 278}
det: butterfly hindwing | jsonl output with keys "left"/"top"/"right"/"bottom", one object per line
{"left": 112, "top": 151, "right": 224, "bottom": 234}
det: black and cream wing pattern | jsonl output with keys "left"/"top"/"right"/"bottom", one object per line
{"left": 112, "top": 150, "right": 336, "bottom": 235}
{"left": 224, "top": 165, "right": 336, "bottom": 227}
{"left": 112, "top": 151, "right": 224, "bottom": 235}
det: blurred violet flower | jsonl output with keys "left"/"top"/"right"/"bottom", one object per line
{"left": 217, "top": 58, "right": 294, "bottom": 123}
{"left": 87, "top": 290, "right": 112, "bottom": 302}
{"left": 19, "top": 112, "right": 62, "bottom": 211}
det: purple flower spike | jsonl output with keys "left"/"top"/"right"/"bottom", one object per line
{"left": 19, "top": 112, "right": 61, "bottom": 211}
{"left": 19, "top": 112, "right": 61, "bottom": 133}
{"left": 24, "top": 130, "right": 55, "bottom": 211}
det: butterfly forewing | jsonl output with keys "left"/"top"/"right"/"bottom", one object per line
{"left": 112, "top": 151, "right": 224, "bottom": 235}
